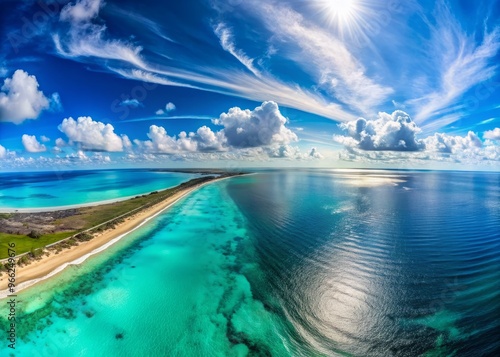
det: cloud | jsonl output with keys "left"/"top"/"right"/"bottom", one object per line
{"left": 55, "top": 137, "right": 67, "bottom": 147}
{"left": 135, "top": 102, "right": 306, "bottom": 159}
{"left": 408, "top": 3, "right": 500, "bottom": 128}
{"left": 213, "top": 101, "right": 297, "bottom": 148}
{"left": 484, "top": 128, "right": 500, "bottom": 141}
{"left": 0, "top": 144, "right": 9, "bottom": 158}
{"left": 60, "top": 0, "right": 102, "bottom": 23}
{"left": 40, "top": 135, "right": 50, "bottom": 142}
{"left": 214, "top": 23, "right": 260, "bottom": 77}
{"left": 55, "top": 0, "right": 146, "bottom": 69}
{"left": 335, "top": 111, "right": 500, "bottom": 164}
{"left": 0, "top": 70, "right": 51, "bottom": 124}
{"left": 135, "top": 125, "right": 226, "bottom": 154}
{"left": 166, "top": 102, "right": 176, "bottom": 112}
{"left": 58, "top": 116, "right": 128, "bottom": 152}
{"left": 120, "top": 99, "right": 142, "bottom": 107}
{"left": 309, "top": 147, "right": 323, "bottom": 159}
{"left": 51, "top": 0, "right": 357, "bottom": 122}
{"left": 423, "top": 131, "right": 482, "bottom": 154}
{"left": 22, "top": 135, "right": 47, "bottom": 152}
{"left": 334, "top": 110, "right": 424, "bottom": 151}
{"left": 156, "top": 102, "right": 176, "bottom": 115}
{"left": 255, "top": 3, "right": 393, "bottom": 114}
{"left": 50, "top": 92, "right": 63, "bottom": 112}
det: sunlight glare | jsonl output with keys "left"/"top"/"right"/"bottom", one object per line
{"left": 316, "top": 0, "right": 366, "bottom": 39}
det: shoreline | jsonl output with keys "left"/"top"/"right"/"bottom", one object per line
{"left": 0, "top": 176, "right": 212, "bottom": 214}
{"left": 0, "top": 176, "right": 232, "bottom": 298}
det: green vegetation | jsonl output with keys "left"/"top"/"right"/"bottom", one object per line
{"left": 0, "top": 175, "right": 229, "bottom": 260}
{"left": 0, "top": 231, "right": 75, "bottom": 259}
{"left": 28, "top": 230, "right": 42, "bottom": 239}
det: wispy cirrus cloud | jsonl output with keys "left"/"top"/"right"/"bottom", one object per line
{"left": 408, "top": 2, "right": 500, "bottom": 129}
{"left": 254, "top": 2, "right": 394, "bottom": 114}
{"left": 51, "top": 0, "right": 357, "bottom": 122}
{"left": 214, "top": 23, "right": 261, "bottom": 77}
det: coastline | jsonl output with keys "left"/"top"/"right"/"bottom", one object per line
{"left": 0, "top": 176, "right": 231, "bottom": 298}
{"left": 0, "top": 175, "right": 210, "bottom": 214}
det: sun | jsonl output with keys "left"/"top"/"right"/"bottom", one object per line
{"left": 316, "top": 0, "right": 365, "bottom": 38}
{"left": 326, "top": 0, "right": 357, "bottom": 20}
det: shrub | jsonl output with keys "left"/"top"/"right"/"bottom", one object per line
{"left": 28, "top": 230, "right": 42, "bottom": 239}
{"left": 76, "top": 232, "right": 93, "bottom": 242}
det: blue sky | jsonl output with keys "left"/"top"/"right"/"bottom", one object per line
{"left": 0, "top": 0, "right": 499, "bottom": 171}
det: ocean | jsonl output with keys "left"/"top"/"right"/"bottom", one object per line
{"left": 0, "top": 170, "right": 499, "bottom": 356}
{"left": 0, "top": 169, "right": 199, "bottom": 210}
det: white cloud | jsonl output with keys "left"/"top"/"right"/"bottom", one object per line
{"left": 55, "top": 137, "right": 67, "bottom": 147}
{"left": 120, "top": 99, "right": 142, "bottom": 107}
{"left": 58, "top": 116, "right": 127, "bottom": 152}
{"left": 334, "top": 110, "right": 424, "bottom": 151}
{"left": 55, "top": 0, "right": 145, "bottom": 69}
{"left": 0, "top": 144, "right": 7, "bottom": 158}
{"left": 136, "top": 125, "right": 226, "bottom": 154}
{"left": 213, "top": 101, "right": 297, "bottom": 148}
{"left": 166, "top": 102, "right": 176, "bottom": 112}
{"left": 155, "top": 102, "right": 176, "bottom": 115}
{"left": 22, "top": 134, "right": 47, "bottom": 153}
{"left": 256, "top": 3, "right": 393, "bottom": 114}
{"left": 40, "top": 135, "right": 50, "bottom": 142}
{"left": 309, "top": 147, "right": 323, "bottom": 159}
{"left": 214, "top": 23, "right": 260, "bottom": 77}
{"left": 52, "top": 0, "right": 357, "bottom": 123}
{"left": 484, "top": 128, "right": 500, "bottom": 141}
{"left": 0, "top": 70, "right": 50, "bottom": 124}
{"left": 60, "top": 0, "right": 102, "bottom": 23}
{"left": 334, "top": 111, "right": 500, "bottom": 164}
{"left": 135, "top": 102, "right": 305, "bottom": 159}
{"left": 409, "top": 4, "right": 500, "bottom": 127}
{"left": 50, "top": 92, "right": 63, "bottom": 112}
{"left": 423, "top": 131, "right": 482, "bottom": 154}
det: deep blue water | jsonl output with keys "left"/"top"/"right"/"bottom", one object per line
{"left": 0, "top": 170, "right": 498, "bottom": 356}
{"left": 0, "top": 169, "right": 198, "bottom": 209}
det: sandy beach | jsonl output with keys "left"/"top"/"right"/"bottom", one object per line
{"left": 0, "top": 177, "right": 225, "bottom": 295}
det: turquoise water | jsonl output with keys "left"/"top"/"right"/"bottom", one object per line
{"left": 0, "top": 170, "right": 499, "bottom": 356}
{"left": 0, "top": 169, "right": 199, "bottom": 210}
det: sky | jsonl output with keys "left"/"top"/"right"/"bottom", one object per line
{"left": 0, "top": 0, "right": 499, "bottom": 171}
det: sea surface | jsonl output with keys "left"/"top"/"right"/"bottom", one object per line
{"left": 0, "top": 169, "right": 199, "bottom": 210}
{"left": 0, "top": 170, "right": 499, "bottom": 356}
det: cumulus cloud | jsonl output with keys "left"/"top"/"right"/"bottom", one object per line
{"left": 137, "top": 101, "right": 302, "bottom": 159}
{"left": 484, "top": 128, "right": 500, "bottom": 141}
{"left": 135, "top": 125, "right": 226, "bottom": 154}
{"left": 423, "top": 131, "right": 482, "bottom": 154}
{"left": 40, "top": 135, "right": 50, "bottom": 142}
{"left": 22, "top": 135, "right": 47, "bottom": 153}
{"left": 213, "top": 101, "right": 297, "bottom": 148}
{"left": 0, "top": 144, "right": 8, "bottom": 158}
{"left": 335, "top": 110, "right": 500, "bottom": 164}
{"left": 334, "top": 110, "right": 424, "bottom": 151}
{"left": 55, "top": 138, "right": 67, "bottom": 147}
{"left": 58, "top": 116, "right": 127, "bottom": 152}
{"left": 309, "top": 147, "right": 323, "bottom": 159}
{"left": 166, "top": 102, "right": 176, "bottom": 112}
{"left": 156, "top": 102, "right": 176, "bottom": 115}
{"left": 0, "top": 70, "right": 52, "bottom": 124}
